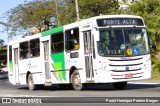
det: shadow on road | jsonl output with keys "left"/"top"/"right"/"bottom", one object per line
{"left": 1, "top": 77, "right": 160, "bottom": 91}
{"left": 1, "top": 69, "right": 160, "bottom": 91}
{"left": 16, "top": 83, "right": 160, "bottom": 91}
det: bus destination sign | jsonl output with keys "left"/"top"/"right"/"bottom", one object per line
{"left": 97, "top": 18, "right": 144, "bottom": 27}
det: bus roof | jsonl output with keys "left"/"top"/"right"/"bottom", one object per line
{"left": 41, "top": 26, "right": 64, "bottom": 37}
{"left": 93, "top": 14, "right": 143, "bottom": 19}
{"left": 8, "top": 33, "right": 41, "bottom": 45}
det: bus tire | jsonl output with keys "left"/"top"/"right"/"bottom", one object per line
{"left": 71, "top": 70, "right": 84, "bottom": 91}
{"left": 28, "top": 74, "right": 37, "bottom": 91}
{"left": 112, "top": 82, "right": 127, "bottom": 90}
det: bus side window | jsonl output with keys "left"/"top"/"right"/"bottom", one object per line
{"left": 20, "top": 41, "right": 29, "bottom": 59}
{"left": 30, "top": 38, "right": 40, "bottom": 57}
{"left": 9, "top": 46, "right": 12, "bottom": 61}
{"left": 51, "top": 32, "right": 64, "bottom": 53}
{"left": 65, "top": 28, "right": 80, "bottom": 51}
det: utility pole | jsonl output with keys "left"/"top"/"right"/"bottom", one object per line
{"left": 55, "top": 0, "right": 59, "bottom": 26}
{"left": 75, "top": 0, "right": 80, "bottom": 21}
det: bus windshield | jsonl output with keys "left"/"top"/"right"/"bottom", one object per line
{"left": 97, "top": 27, "right": 150, "bottom": 57}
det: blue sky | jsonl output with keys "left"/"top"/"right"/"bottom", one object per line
{"left": 0, "top": 0, "right": 29, "bottom": 45}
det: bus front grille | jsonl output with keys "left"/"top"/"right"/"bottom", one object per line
{"left": 108, "top": 57, "right": 144, "bottom": 79}
{"left": 108, "top": 57, "right": 143, "bottom": 72}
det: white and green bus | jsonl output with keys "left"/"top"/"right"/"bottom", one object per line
{"left": 7, "top": 15, "right": 151, "bottom": 91}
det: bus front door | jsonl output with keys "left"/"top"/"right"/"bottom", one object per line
{"left": 83, "top": 31, "right": 94, "bottom": 81}
{"left": 13, "top": 48, "right": 20, "bottom": 84}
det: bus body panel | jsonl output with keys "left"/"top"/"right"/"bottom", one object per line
{"left": 95, "top": 54, "right": 151, "bottom": 83}
{"left": 7, "top": 15, "right": 151, "bottom": 90}
{"left": 63, "top": 21, "right": 97, "bottom": 84}
{"left": 18, "top": 59, "right": 29, "bottom": 85}
{"left": 29, "top": 57, "right": 44, "bottom": 84}
{"left": 50, "top": 52, "right": 69, "bottom": 84}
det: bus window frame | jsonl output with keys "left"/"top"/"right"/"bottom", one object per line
{"left": 51, "top": 32, "right": 64, "bottom": 53}
{"left": 65, "top": 27, "right": 80, "bottom": 51}
{"left": 30, "top": 38, "right": 40, "bottom": 58}
{"left": 9, "top": 46, "right": 12, "bottom": 61}
{"left": 19, "top": 41, "right": 29, "bottom": 60}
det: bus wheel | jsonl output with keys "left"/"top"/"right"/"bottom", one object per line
{"left": 28, "top": 74, "right": 37, "bottom": 91}
{"left": 71, "top": 70, "right": 84, "bottom": 91}
{"left": 112, "top": 82, "right": 127, "bottom": 90}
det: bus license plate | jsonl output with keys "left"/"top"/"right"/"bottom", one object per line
{"left": 124, "top": 73, "right": 133, "bottom": 78}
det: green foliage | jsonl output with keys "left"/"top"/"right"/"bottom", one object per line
{"left": 58, "top": 0, "right": 77, "bottom": 25}
{"left": 7, "top": 0, "right": 65, "bottom": 36}
{"left": 6, "top": 0, "right": 119, "bottom": 36}
{"left": 58, "top": 0, "right": 119, "bottom": 25}
{"left": 79, "top": 0, "right": 119, "bottom": 18}
{"left": 0, "top": 39, "right": 4, "bottom": 45}
{"left": 123, "top": 0, "right": 160, "bottom": 74}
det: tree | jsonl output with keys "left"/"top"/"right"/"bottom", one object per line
{"left": 0, "top": 39, "right": 4, "bottom": 45}
{"left": 6, "top": 0, "right": 119, "bottom": 37}
{"left": 124, "top": 0, "right": 160, "bottom": 45}
{"left": 6, "top": 0, "right": 65, "bottom": 36}
{"left": 79, "top": 0, "right": 119, "bottom": 17}
{"left": 123, "top": 0, "right": 160, "bottom": 73}
{"left": 58, "top": 0, "right": 119, "bottom": 25}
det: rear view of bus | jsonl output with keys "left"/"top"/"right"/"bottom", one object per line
{"left": 95, "top": 15, "right": 151, "bottom": 89}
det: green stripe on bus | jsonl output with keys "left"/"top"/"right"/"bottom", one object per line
{"left": 41, "top": 26, "right": 64, "bottom": 36}
{"left": 9, "top": 61, "right": 13, "bottom": 72}
{"left": 50, "top": 53, "right": 66, "bottom": 81}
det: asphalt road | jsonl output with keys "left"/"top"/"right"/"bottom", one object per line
{"left": 0, "top": 78, "right": 160, "bottom": 106}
